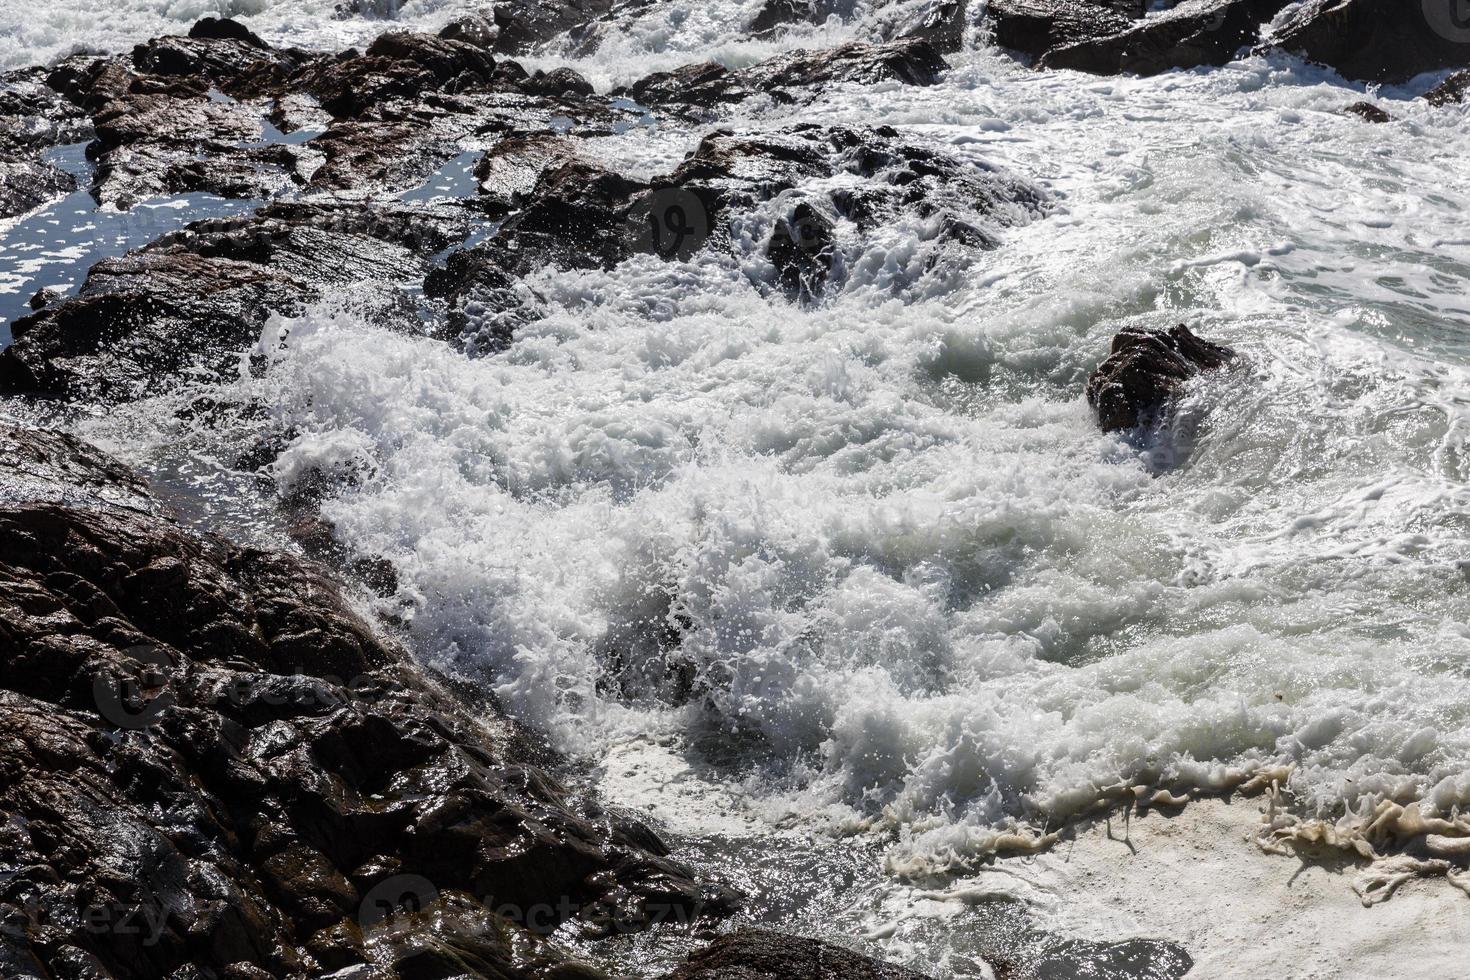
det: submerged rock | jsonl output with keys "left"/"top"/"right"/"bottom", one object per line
{"left": 1345, "top": 101, "right": 1391, "bottom": 123}
{"left": 1085, "top": 324, "right": 1236, "bottom": 431}
{"left": 1271, "top": 0, "right": 1470, "bottom": 84}
{"left": 0, "top": 425, "right": 738, "bottom": 978}
{"left": 1040, "top": 0, "right": 1288, "bottom": 75}
{"left": 662, "top": 930, "right": 933, "bottom": 979}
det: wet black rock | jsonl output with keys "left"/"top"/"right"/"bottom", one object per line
{"left": 492, "top": 0, "right": 617, "bottom": 54}
{"left": 1425, "top": 70, "right": 1470, "bottom": 106}
{"left": 625, "top": 38, "right": 948, "bottom": 110}
{"left": 439, "top": 12, "right": 501, "bottom": 49}
{"left": 662, "top": 930, "right": 933, "bottom": 980}
{"left": 1345, "top": 101, "right": 1391, "bottom": 123}
{"left": 188, "top": 16, "right": 271, "bottom": 49}
{"left": 0, "top": 425, "right": 737, "bottom": 978}
{"left": 132, "top": 32, "right": 304, "bottom": 97}
{"left": 0, "top": 67, "right": 94, "bottom": 155}
{"left": 1086, "top": 324, "right": 1236, "bottom": 431}
{"left": 299, "top": 30, "right": 500, "bottom": 117}
{"left": 1271, "top": 0, "right": 1470, "bottom": 84}
{"left": 766, "top": 201, "right": 837, "bottom": 302}
{"left": 0, "top": 158, "right": 75, "bottom": 219}
{"left": 982, "top": 0, "right": 1135, "bottom": 60}
{"left": 0, "top": 202, "right": 468, "bottom": 402}
{"left": 1040, "top": 0, "right": 1289, "bottom": 76}
{"left": 520, "top": 65, "right": 596, "bottom": 97}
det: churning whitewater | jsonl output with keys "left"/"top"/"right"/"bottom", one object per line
{"left": 7, "top": 0, "right": 1470, "bottom": 974}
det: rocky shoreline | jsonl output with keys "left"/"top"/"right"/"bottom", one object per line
{"left": 3, "top": 0, "right": 1469, "bottom": 976}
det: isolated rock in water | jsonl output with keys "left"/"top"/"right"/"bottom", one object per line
{"left": 1040, "top": 0, "right": 1288, "bottom": 75}
{"left": 1424, "top": 69, "right": 1470, "bottom": 106}
{"left": 1086, "top": 324, "right": 1235, "bottom": 431}
{"left": 439, "top": 12, "right": 500, "bottom": 49}
{"left": 0, "top": 425, "right": 737, "bottom": 978}
{"left": 188, "top": 16, "right": 271, "bottom": 49}
{"left": 491, "top": 0, "right": 615, "bottom": 54}
{"left": 1345, "top": 101, "right": 1391, "bottom": 122}
{"left": 981, "top": 0, "right": 1135, "bottom": 60}
{"left": 663, "top": 929, "right": 934, "bottom": 980}
{"left": 1272, "top": 0, "right": 1470, "bottom": 83}
{"left": 625, "top": 39, "right": 948, "bottom": 109}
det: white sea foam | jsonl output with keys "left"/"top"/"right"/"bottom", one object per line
{"left": 148, "top": 42, "right": 1470, "bottom": 875}
{"left": 21, "top": 4, "right": 1470, "bottom": 969}
{"left": 0, "top": 0, "right": 480, "bottom": 71}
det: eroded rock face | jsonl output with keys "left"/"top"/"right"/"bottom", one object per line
{"left": 661, "top": 930, "right": 933, "bottom": 980}
{"left": 0, "top": 202, "right": 467, "bottom": 401}
{"left": 1085, "top": 324, "right": 1236, "bottom": 431}
{"left": 0, "top": 426, "right": 737, "bottom": 979}
{"left": 982, "top": 0, "right": 1135, "bottom": 60}
{"left": 1040, "top": 0, "right": 1289, "bottom": 75}
{"left": 624, "top": 38, "right": 948, "bottom": 110}
{"left": 1272, "top": 0, "right": 1470, "bottom": 83}
{"left": 1426, "top": 70, "right": 1470, "bottom": 106}
{"left": 0, "top": 158, "right": 75, "bottom": 219}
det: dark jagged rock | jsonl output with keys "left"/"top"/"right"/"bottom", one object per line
{"left": 1425, "top": 70, "right": 1470, "bottom": 106}
{"left": 1040, "top": 0, "right": 1289, "bottom": 76}
{"left": 0, "top": 425, "right": 737, "bottom": 979}
{"left": 131, "top": 34, "right": 304, "bottom": 97}
{"left": 430, "top": 124, "right": 1042, "bottom": 349}
{"left": 883, "top": 0, "right": 972, "bottom": 53}
{"left": 492, "top": 0, "right": 616, "bottom": 54}
{"left": 298, "top": 30, "right": 499, "bottom": 118}
{"left": 0, "top": 202, "right": 467, "bottom": 402}
{"left": 0, "top": 67, "right": 94, "bottom": 155}
{"left": 1271, "top": 0, "right": 1470, "bottom": 84}
{"left": 521, "top": 65, "right": 596, "bottom": 96}
{"left": 0, "top": 158, "right": 75, "bottom": 219}
{"left": 624, "top": 38, "right": 948, "bottom": 110}
{"left": 1345, "top": 101, "right": 1391, "bottom": 123}
{"left": 188, "top": 16, "right": 270, "bottom": 49}
{"left": 981, "top": 0, "right": 1135, "bottom": 60}
{"left": 662, "top": 930, "right": 933, "bottom": 980}
{"left": 766, "top": 201, "right": 837, "bottom": 302}
{"left": 439, "top": 12, "right": 501, "bottom": 49}
{"left": 1085, "top": 324, "right": 1236, "bottom": 431}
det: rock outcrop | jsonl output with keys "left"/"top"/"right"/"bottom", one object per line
{"left": 0, "top": 202, "right": 467, "bottom": 401}
{"left": 1040, "top": 0, "right": 1289, "bottom": 75}
{"left": 1085, "top": 324, "right": 1236, "bottom": 431}
{"left": 0, "top": 425, "right": 737, "bottom": 978}
{"left": 982, "top": 0, "right": 1136, "bottom": 60}
{"left": 1271, "top": 0, "right": 1470, "bottom": 84}
{"left": 1425, "top": 70, "right": 1470, "bottom": 106}
{"left": 623, "top": 38, "right": 949, "bottom": 111}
